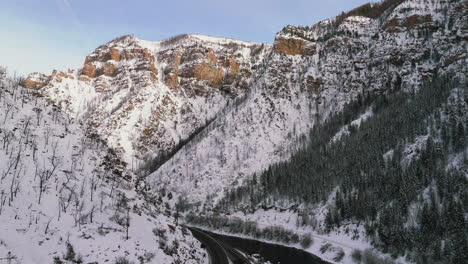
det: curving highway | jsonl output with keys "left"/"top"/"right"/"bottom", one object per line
{"left": 187, "top": 226, "right": 251, "bottom": 264}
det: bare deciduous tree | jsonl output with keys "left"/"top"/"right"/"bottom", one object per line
{"left": 38, "top": 142, "right": 60, "bottom": 204}
{"left": 33, "top": 107, "right": 42, "bottom": 126}
{"left": 3, "top": 103, "right": 14, "bottom": 124}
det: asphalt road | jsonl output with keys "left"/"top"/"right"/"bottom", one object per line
{"left": 187, "top": 226, "right": 251, "bottom": 264}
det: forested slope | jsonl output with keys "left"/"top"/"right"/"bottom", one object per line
{"left": 216, "top": 73, "right": 467, "bottom": 263}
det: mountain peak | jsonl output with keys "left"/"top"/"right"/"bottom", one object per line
{"left": 31, "top": 28, "right": 271, "bottom": 162}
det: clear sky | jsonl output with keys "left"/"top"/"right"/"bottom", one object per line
{"left": 0, "top": 0, "right": 370, "bottom": 76}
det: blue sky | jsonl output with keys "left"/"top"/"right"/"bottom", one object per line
{"left": 0, "top": 0, "right": 369, "bottom": 76}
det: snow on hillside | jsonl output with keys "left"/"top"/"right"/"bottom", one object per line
{"left": 146, "top": 50, "right": 347, "bottom": 207}
{"left": 331, "top": 108, "right": 373, "bottom": 143}
{"left": 148, "top": 81, "right": 304, "bottom": 203}
{"left": 168, "top": 34, "right": 265, "bottom": 47}
{"left": 0, "top": 70, "right": 206, "bottom": 263}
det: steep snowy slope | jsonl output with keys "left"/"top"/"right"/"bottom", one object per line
{"left": 146, "top": 0, "right": 467, "bottom": 207}
{"left": 28, "top": 34, "right": 270, "bottom": 166}
{"left": 0, "top": 69, "right": 206, "bottom": 263}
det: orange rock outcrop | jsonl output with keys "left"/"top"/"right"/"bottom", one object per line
{"left": 274, "top": 37, "right": 316, "bottom": 56}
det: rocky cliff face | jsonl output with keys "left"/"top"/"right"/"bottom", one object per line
{"left": 30, "top": 34, "right": 270, "bottom": 164}
{"left": 22, "top": 72, "right": 50, "bottom": 89}
{"left": 158, "top": 34, "right": 264, "bottom": 92}
{"left": 274, "top": 34, "right": 317, "bottom": 56}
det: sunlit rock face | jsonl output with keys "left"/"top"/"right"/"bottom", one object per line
{"left": 22, "top": 72, "right": 50, "bottom": 89}
{"left": 36, "top": 34, "right": 271, "bottom": 162}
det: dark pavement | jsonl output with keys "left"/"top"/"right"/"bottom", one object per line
{"left": 187, "top": 226, "right": 251, "bottom": 264}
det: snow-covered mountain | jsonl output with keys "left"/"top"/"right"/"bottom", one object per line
{"left": 14, "top": 0, "right": 467, "bottom": 262}
{"left": 25, "top": 0, "right": 466, "bottom": 213}
{"left": 26, "top": 34, "right": 270, "bottom": 166}
{"left": 0, "top": 70, "right": 206, "bottom": 263}
{"left": 146, "top": 0, "right": 467, "bottom": 207}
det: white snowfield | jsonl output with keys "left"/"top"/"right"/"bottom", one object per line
{"left": 0, "top": 72, "right": 206, "bottom": 263}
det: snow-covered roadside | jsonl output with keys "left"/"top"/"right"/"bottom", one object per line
{"left": 229, "top": 208, "right": 370, "bottom": 264}
{"left": 190, "top": 207, "right": 410, "bottom": 264}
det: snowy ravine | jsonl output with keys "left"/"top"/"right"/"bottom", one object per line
{"left": 0, "top": 70, "right": 206, "bottom": 263}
